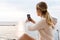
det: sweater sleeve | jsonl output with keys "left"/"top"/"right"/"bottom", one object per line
{"left": 28, "top": 20, "right": 45, "bottom": 31}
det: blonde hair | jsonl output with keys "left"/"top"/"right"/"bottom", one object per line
{"left": 36, "top": 2, "right": 54, "bottom": 28}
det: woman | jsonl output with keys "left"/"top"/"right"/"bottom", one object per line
{"left": 26, "top": 2, "right": 57, "bottom": 40}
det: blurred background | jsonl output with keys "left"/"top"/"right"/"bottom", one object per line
{"left": 0, "top": 0, "right": 60, "bottom": 40}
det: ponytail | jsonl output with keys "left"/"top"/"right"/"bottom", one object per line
{"left": 45, "top": 12, "right": 54, "bottom": 28}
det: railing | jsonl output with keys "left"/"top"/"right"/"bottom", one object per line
{"left": 0, "top": 37, "right": 16, "bottom": 40}
{"left": 0, "top": 22, "right": 17, "bottom": 26}
{"left": 57, "top": 29, "right": 60, "bottom": 40}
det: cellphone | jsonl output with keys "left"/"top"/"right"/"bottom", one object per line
{"left": 27, "top": 14, "right": 31, "bottom": 18}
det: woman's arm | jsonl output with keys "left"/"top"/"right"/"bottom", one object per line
{"left": 28, "top": 21, "right": 45, "bottom": 31}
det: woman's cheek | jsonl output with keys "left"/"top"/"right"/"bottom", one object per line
{"left": 36, "top": 11, "right": 39, "bottom": 16}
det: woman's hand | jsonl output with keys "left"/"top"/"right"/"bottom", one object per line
{"left": 28, "top": 18, "right": 35, "bottom": 24}
{"left": 25, "top": 17, "right": 36, "bottom": 24}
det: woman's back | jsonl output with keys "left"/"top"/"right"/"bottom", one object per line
{"left": 37, "top": 17, "right": 57, "bottom": 40}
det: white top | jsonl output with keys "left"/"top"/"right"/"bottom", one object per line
{"left": 28, "top": 17, "right": 57, "bottom": 40}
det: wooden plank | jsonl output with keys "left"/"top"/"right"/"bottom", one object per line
{"left": 19, "top": 33, "right": 35, "bottom": 40}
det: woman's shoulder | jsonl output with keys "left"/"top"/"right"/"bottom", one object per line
{"left": 38, "top": 19, "right": 46, "bottom": 25}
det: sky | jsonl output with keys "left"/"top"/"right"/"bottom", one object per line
{"left": 0, "top": 0, "right": 60, "bottom": 21}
